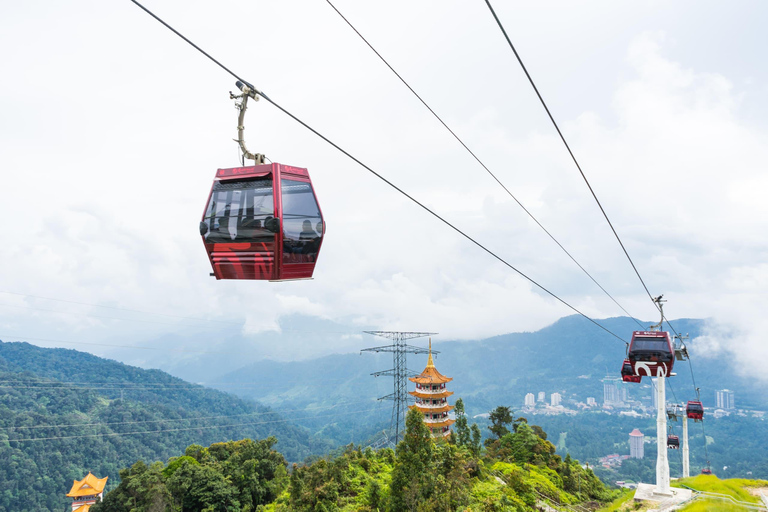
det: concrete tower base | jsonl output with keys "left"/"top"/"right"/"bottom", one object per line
{"left": 634, "top": 483, "right": 692, "bottom": 508}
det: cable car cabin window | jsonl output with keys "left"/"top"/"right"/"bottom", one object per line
{"left": 281, "top": 179, "right": 322, "bottom": 262}
{"left": 631, "top": 337, "right": 671, "bottom": 353}
{"left": 203, "top": 179, "right": 274, "bottom": 243}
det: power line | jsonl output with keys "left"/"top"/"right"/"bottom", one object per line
{"left": 482, "top": 0, "right": 661, "bottom": 318}
{"left": 0, "top": 334, "right": 223, "bottom": 354}
{"left": 0, "top": 331, "right": 360, "bottom": 354}
{"left": 323, "top": 0, "right": 644, "bottom": 330}
{"left": 8, "top": 407, "right": 379, "bottom": 443}
{"left": 0, "top": 302, "right": 239, "bottom": 329}
{"left": 127, "top": 0, "right": 627, "bottom": 345}
{"left": 0, "top": 399, "right": 373, "bottom": 432}
{"left": 0, "top": 290, "right": 241, "bottom": 326}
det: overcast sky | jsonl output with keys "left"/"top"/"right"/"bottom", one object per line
{"left": 1, "top": 1, "right": 767, "bottom": 382}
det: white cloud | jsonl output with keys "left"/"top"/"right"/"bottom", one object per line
{"left": 0, "top": 2, "right": 767, "bottom": 383}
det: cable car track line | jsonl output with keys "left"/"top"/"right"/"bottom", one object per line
{"left": 127, "top": 0, "right": 627, "bottom": 344}
{"left": 323, "top": 0, "right": 644, "bottom": 330}
{"left": 484, "top": 0, "right": 696, "bottom": 387}
{"left": 482, "top": 0, "right": 662, "bottom": 317}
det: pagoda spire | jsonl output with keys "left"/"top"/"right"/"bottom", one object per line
{"left": 426, "top": 338, "right": 435, "bottom": 368}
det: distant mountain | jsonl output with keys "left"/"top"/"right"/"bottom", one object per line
{"left": 212, "top": 316, "right": 768, "bottom": 479}
{"left": 0, "top": 340, "right": 334, "bottom": 512}
{"left": 215, "top": 315, "right": 766, "bottom": 420}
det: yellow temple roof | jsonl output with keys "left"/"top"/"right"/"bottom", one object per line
{"left": 412, "top": 404, "right": 454, "bottom": 414}
{"left": 73, "top": 505, "right": 92, "bottom": 512}
{"left": 66, "top": 472, "right": 108, "bottom": 497}
{"left": 408, "top": 339, "right": 453, "bottom": 385}
{"left": 423, "top": 418, "right": 455, "bottom": 429}
{"left": 409, "top": 389, "right": 454, "bottom": 399}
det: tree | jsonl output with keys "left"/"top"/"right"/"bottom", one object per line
{"left": 453, "top": 398, "right": 471, "bottom": 447}
{"left": 91, "top": 461, "right": 173, "bottom": 512}
{"left": 488, "top": 406, "right": 513, "bottom": 440}
{"left": 470, "top": 424, "right": 483, "bottom": 457}
{"left": 389, "top": 407, "right": 434, "bottom": 511}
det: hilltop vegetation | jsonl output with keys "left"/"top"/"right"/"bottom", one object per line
{"left": 598, "top": 474, "right": 768, "bottom": 511}
{"left": 0, "top": 341, "right": 334, "bottom": 512}
{"left": 96, "top": 406, "right": 617, "bottom": 511}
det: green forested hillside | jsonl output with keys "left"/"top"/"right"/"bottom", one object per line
{"left": 95, "top": 407, "right": 618, "bottom": 511}
{"left": 214, "top": 316, "right": 768, "bottom": 479}
{"left": 0, "top": 341, "right": 337, "bottom": 512}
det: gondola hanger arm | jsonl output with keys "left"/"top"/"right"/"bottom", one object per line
{"left": 230, "top": 81, "right": 266, "bottom": 165}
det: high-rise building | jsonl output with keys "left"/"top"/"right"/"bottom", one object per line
{"left": 408, "top": 340, "right": 455, "bottom": 438}
{"left": 716, "top": 389, "right": 735, "bottom": 410}
{"left": 551, "top": 392, "right": 562, "bottom": 406}
{"left": 603, "top": 377, "right": 622, "bottom": 405}
{"left": 537, "top": 391, "right": 546, "bottom": 402}
{"left": 629, "top": 429, "right": 644, "bottom": 459}
{"left": 619, "top": 384, "right": 629, "bottom": 403}
{"left": 524, "top": 393, "right": 535, "bottom": 407}
{"left": 587, "top": 397, "right": 596, "bottom": 406}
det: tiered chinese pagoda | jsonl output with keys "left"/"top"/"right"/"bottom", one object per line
{"left": 409, "top": 339, "right": 455, "bottom": 438}
{"left": 66, "top": 472, "right": 108, "bottom": 511}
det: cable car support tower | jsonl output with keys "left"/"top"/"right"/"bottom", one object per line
{"left": 362, "top": 331, "right": 437, "bottom": 446}
{"left": 648, "top": 297, "right": 672, "bottom": 496}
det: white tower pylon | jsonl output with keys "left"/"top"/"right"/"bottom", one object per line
{"left": 682, "top": 414, "right": 690, "bottom": 478}
{"left": 655, "top": 377, "right": 671, "bottom": 495}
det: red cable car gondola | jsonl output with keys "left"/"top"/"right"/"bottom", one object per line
{"left": 200, "top": 81, "right": 325, "bottom": 281}
{"left": 686, "top": 400, "right": 704, "bottom": 421}
{"left": 701, "top": 467, "right": 713, "bottom": 475}
{"left": 621, "top": 359, "right": 641, "bottom": 383}
{"left": 627, "top": 330, "right": 675, "bottom": 378}
{"left": 667, "top": 434, "right": 680, "bottom": 449}
{"left": 200, "top": 163, "right": 324, "bottom": 280}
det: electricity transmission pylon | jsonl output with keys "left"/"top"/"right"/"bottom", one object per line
{"left": 362, "top": 331, "right": 437, "bottom": 445}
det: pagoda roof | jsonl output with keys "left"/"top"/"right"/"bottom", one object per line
{"left": 67, "top": 472, "right": 108, "bottom": 497}
{"left": 629, "top": 429, "right": 644, "bottom": 437}
{"left": 424, "top": 418, "right": 455, "bottom": 429}
{"left": 409, "top": 339, "right": 452, "bottom": 384}
{"left": 409, "top": 390, "right": 454, "bottom": 399}
{"left": 73, "top": 505, "right": 92, "bottom": 512}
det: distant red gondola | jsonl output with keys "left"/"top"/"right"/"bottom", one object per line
{"left": 627, "top": 331, "right": 675, "bottom": 378}
{"left": 667, "top": 434, "right": 679, "bottom": 449}
{"left": 200, "top": 163, "right": 325, "bottom": 280}
{"left": 621, "top": 359, "right": 641, "bottom": 383}
{"left": 686, "top": 400, "right": 704, "bottom": 421}
{"left": 701, "top": 468, "right": 713, "bottom": 475}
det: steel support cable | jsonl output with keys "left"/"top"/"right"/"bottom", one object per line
{"left": 0, "top": 399, "right": 373, "bottom": 432}
{"left": 8, "top": 406, "right": 380, "bottom": 443}
{"left": 482, "top": 0, "right": 703, "bottom": 392}
{"left": 323, "top": 0, "right": 643, "bottom": 329}
{"left": 482, "top": 0, "right": 662, "bottom": 319}
{"left": 0, "top": 290, "right": 241, "bottom": 326}
{"left": 687, "top": 357, "right": 698, "bottom": 396}
{"left": 127, "top": 0, "right": 627, "bottom": 344}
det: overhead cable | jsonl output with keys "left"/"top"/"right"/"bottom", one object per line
{"left": 323, "top": 0, "right": 643, "bottom": 329}
{"left": 126, "top": 0, "right": 627, "bottom": 344}
{"left": 8, "top": 407, "right": 379, "bottom": 443}
{"left": 0, "top": 399, "right": 373, "bottom": 432}
{"left": 481, "top": 0, "right": 662, "bottom": 318}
